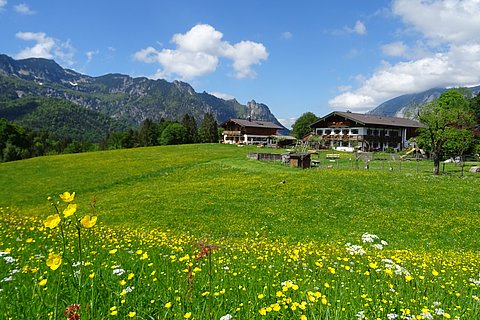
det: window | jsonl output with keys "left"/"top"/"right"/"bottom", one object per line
{"left": 334, "top": 129, "right": 341, "bottom": 134}
{"left": 373, "top": 130, "right": 379, "bottom": 136}
{"left": 389, "top": 130, "right": 398, "bottom": 137}
{"left": 325, "top": 129, "right": 332, "bottom": 135}
{"left": 351, "top": 129, "right": 359, "bottom": 134}
{"left": 342, "top": 129, "right": 349, "bottom": 135}
{"left": 367, "top": 129, "right": 372, "bottom": 135}
{"left": 316, "top": 129, "right": 323, "bottom": 135}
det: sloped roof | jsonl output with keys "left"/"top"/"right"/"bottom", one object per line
{"left": 311, "top": 111, "right": 425, "bottom": 128}
{"left": 221, "top": 118, "right": 283, "bottom": 129}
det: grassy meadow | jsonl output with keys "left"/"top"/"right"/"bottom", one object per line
{"left": 1, "top": 144, "right": 480, "bottom": 319}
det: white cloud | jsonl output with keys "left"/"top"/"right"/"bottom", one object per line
{"left": 393, "top": 0, "right": 480, "bottom": 45}
{"left": 344, "top": 20, "right": 367, "bottom": 35}
{"left": 14, "top": 3, "right": 34, "bottom": 15}
{"left": 281, "top": 31, "right": 293, "bottom": 40}
{"left": 329, "top": 0, "right": 480, "bottom": 112}
{"left": 382, "top": 41, "right": 408, "bottom": 57}
{"left": 209, "top": 91, "right": 235, "bottom": 100}
{"left": 0, "top": 0, "right": 7, "bottom": 9}
{"left": 278, "top": 117, "right": 297, "bottom": 129}
{"left": 85, "top": 50, "right": 99, "bottom": 63}
{"left": 133, "top": 24, "right": 268, "bottom": 80}
{"left": 15, "top": 31, "right": 75, "bottom": 66}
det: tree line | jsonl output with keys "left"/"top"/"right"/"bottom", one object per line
{"left": 0, "top": 113, "right": 219, "bottom": 162}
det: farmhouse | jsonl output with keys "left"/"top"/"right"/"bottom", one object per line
{"left": 310, "top": 111, "right": 424, "bottom": 151}
{"left": 220, "top": 118, "right": 285, "bottom": 145}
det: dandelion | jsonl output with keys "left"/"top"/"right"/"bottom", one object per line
{"left": 60, "top": 191, "right": 75, "bottom": 202}
{"left": 44, "top": 214, "right": 61, "bottom": 229}
{"left": 63, "top": 203, "right": 77, "bottom": 218}
{"left": 80, "top": 215, "right": 97, "bottom": 228}
{"left": 46, "top": 253, "right": 62, "bottom": 270}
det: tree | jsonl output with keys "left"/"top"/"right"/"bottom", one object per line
{"left": 291, "top": 112, "right": 319, "bottom": 139}
{"left": 181, "top": 114, "right": 198, "bottom": 143}
{"left": 159, "top": 122, "right": 188, "bottom": 145}
{"left": 198, "top": 112, "right": 218, "bottom": 143}
{"left": 417, "top": 89, "right": 476, "bottom": 175}
{"left": 138, "top": 118, "right": 158, "bottom": 147}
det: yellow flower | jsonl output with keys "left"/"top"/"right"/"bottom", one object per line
{"left": 259, "top": 308, "right": 267, "bottom": 316}
{"left": 109, "top": 249, "right": 118, "bottom": 254}
{"left": 26, "top": 238, "right": 34, "bottom": 243}
{"left": 110, "top": 310, "right": 118, "bottom": 316}
{"left": 80, "top": 215, "right": 97, "bottom": 228}
{"left": 300, "top": 315, "right": 307, "bottom": 320}
{"left": 46, "top": 253, "right": 62, "bottom": 270}
{"left": 127, "top": 273, "right": 134, "bottom": 280}
{"left": 38, "top": 278, "right": 48, "bottom": 286}
{"left": 89, "top": 272, "right": 95, "bottom": 279}
{"left": 432, "top": 269, "right": 439, "bottom": 276}
{"left": 63, "top": 203, "right": 77, "bottom": 218}
{"left": 164, "top": 302, "right": 172, "bottom": 309}
{"left": 184, "top": 312, "right": 192, "bottom": 319}
{"left": 60, "top": 191, "right": 75, "bottom": 202}
{"left": 127, "top": 311, "right": 136, "bottom": 318}
{"left": 405, "top": 275, "right": 413, "bottom": 282}
{"left": 44, "top": 214, "right": 61, "bottom": 229}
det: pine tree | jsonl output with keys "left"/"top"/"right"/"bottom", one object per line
{"left": 198, "top": 112, "right": 219, "bottom": 143}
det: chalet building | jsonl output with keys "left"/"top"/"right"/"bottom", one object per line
{"left": 220, "top": 118, "right": 284, "bottom": 145}
{"left": 310, "top": 111, "right": 425, "bottom": 151}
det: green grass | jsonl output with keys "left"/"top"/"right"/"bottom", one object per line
{"left": 1, "top": 144, "right": 479, "bottom": 250}
{"left": 2, "top": 144, "right": 480, "bottom": 319}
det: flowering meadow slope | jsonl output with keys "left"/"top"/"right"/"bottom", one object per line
{"left": 1, "top": 144, "right": 480, "bottom": 319}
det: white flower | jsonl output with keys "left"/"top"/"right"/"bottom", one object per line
{"left": 125, "top": 286, "right": 135, "bottom": 293}
{"left": 387, "top": 313, "right": 398, "bottom": 319}
{"left": 345, "top": 243, "right": 366, "bottom": 255}
{"left": 361, "top": 233, "right": 378, "bottom": 243}
{"left": 220, "top": 314, "right": 233, "bottom": 320}
{"left": 372, "top": 243, "right": 383, "bottom": 250}
{"left": 356, "top": 311, "right": 365, "bottom": 319}
{"left": 421, "top": 312, "right": 433, "bottom": 320}
{"left": 4, "top": 256, "right": 15, "bottom": 263}
{"left": 113, "top": 268, "right": 125, "bottom": 276}
{"left": 435, "top": 308, "right": 445, "bottom": 315}
{"left": 1, "top": 276, "right": 13, "bottom": 282}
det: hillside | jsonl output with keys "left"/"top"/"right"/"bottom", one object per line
{"left": 0, "top": 54, "right": 286, "bottom": 139}
{"left": 369, "top": 86, "right": 480, "bottom": 117}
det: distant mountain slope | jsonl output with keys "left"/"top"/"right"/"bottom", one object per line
{"left": 369, "top": 86, "right": 480, "bottom": 117}
{"left": 0, "top": 54, "right": 286, "bottom": 138}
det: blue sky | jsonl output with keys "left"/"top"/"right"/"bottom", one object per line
{"left": 1, "top": 1, "right": 480, "bottom": 128}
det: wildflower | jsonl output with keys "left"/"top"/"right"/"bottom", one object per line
{"left": 300, "top": 315, "right": 307, "bottom": 320}
{"left": 405, "top": 275, "right": 413, "bottom": 282}
{"left": 39, "top": 279, "right": 48, "bottom": 286}
{"left": 3, "top": 256, "right": 15, "bottom": 263}
{"left": 127, "top": 311, "right": 136, "bottom": 318}
{"left": 63, "top": 204, "right": 77, "bottom": 218}
{"left": 64, "top": 304, "right": 81, "bottom": 320}
{"left": 220, "top": 315, "right": 233, "bottom": 320}
{"left": 109, "top": 249, "right": 118, "bottom": 254}
{"left": 89, "top": 272, "right": 95, "bottom": 279}
{"left": 80, "top": 215, "right": 97, "bottom": 228}
{"left": 113, "top": 268, "right": 125, "bottom": 276}
{"left": 60, "top": 191, "right": 75, "bottom": 202}
{"left": 44, "top": 214, "right": 61, "bottom": 229}
{"left": 184, "top": 312, "right": 192, "bottom": 319}
{"left": 46, "top": 253, "right": 62, "bottom": 270}
{"left": 259, "top": 308, "right": 267, "bottom": 316}
{"left": 387, "top": 314, "right": 398, "bottom": 319}
{"left": 127, "top": 273, "right": 134, "bottom": 280}
{"left": 356, "top": 311, "right": 365, "bottom": 319}
{"left": 164, "top": 302, "right": 172, "bottom": 309}
{"left": 432, "top": 269, "right": 439, "bottom": 276}
{"left": 361, "top": 233, "right": 379, "bottom": 243}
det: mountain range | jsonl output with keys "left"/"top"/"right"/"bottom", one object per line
{"left": 0, "top": 54, "right": 286, "bottom": 141}
{"left": 368, "top": 86, "right": 480, "bottom": 117}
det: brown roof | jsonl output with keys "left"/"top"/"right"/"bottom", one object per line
{"left": 221, "top": 118, "right": 283, "bottom": 129}
{"left": 311, "top": 111, "right": 425, "bottom": 128}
